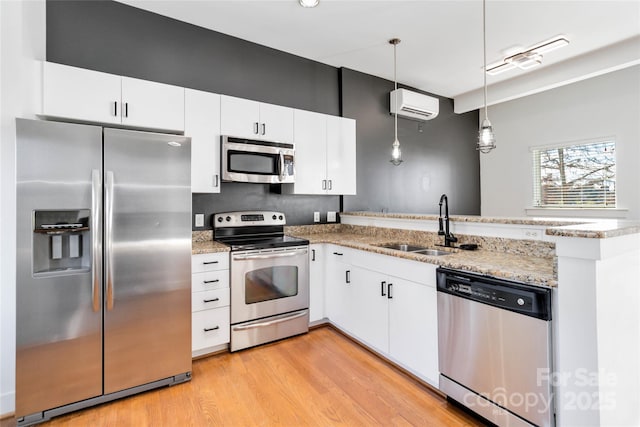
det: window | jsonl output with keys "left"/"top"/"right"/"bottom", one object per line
{"left": 532, "top": 139, "right": 616, "bottom": 208}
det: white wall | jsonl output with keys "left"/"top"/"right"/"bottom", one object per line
{"left": 0, "top": 0, "right": 45, "bottom": 416}
{"left": 480, "top": 65, "right": 640, "bottom": 220}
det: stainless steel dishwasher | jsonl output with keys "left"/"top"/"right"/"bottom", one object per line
{"left": 436, "top": 268, "right": 554, "bottom": 427}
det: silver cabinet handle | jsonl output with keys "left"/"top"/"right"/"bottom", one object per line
{"left": 346, "top": 270, "right": 351, "bottom": 284}
{"left": 214, "top": 174, "right": 219, "bottom": 188}
{"left": 261, "top": 123, "right": 266, "bottom": 135}
{"left": 253, "top": 122, "right": 259, "bottom": 134}
{"left": 328, "top": 180, "right": 333, "bottom": 190}
{"left": 91, "top": 169, "right": 102, "bottom": 312}
{"left": 233, "top": 311, "right": 307, "bottom": 331}
{"left": 105, "top": 171, "right": 115, "bottom": 310}
{"left": 311, "top": 249, "right": 316, "bottom": 262}
{"left": 322, "top": 180, "right": 327, "bottom": 190}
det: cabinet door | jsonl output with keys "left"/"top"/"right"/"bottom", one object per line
{"left": 309, "top": 244, "right": 325, "bottom": 322}
{"left": 185, "top": 89, "right": 221, "bottom": 193}
{"left": 326, "top": 116, "right": 356, "bottom": 195}
{"left": 290, "top": 109, "right": 328, "bottom": 194}
{"left": 42, "top": 62, "right": 121, "bottom": 125}
{"left": 388, "top": 275, "right": 439, "bottom": 386}
{"left": 349, "top": 267, "right": 389, "bottom": 353}
{"left": 121, "top": 77, "right": 185, "bottom": 132}
{"left": 259, "top": 102, "right": 294, "bottom": 142}
{"left": 325, "top": 251, "right": 355, "bottom": 333}
{"left": 220, "top": 95, "right": 261, "bottom": 139}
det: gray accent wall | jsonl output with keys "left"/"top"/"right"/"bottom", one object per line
{"left": 341, "top": 69, "right": 480, "bottom": 215}
{"left": 46, "top": 0, "right": 481, "bottom": 228}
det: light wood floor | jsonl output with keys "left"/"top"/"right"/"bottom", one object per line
{"left": 3, "top": 327, "right": 484, "bottom": 426}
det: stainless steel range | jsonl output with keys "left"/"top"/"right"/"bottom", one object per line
{"left": 214, "top": 211, "right": 309, "bottom": 351}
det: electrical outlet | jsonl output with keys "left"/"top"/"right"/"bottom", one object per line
{"left": 327, "top": 211, "right": 337, "bottom": 222}
{"left": 522, "top": 229, "right": 541, "bottom": 239}
{"left": 313, "top": 212, "right": 320, "bottom": 223}
{"left": 195, "top": 214, "right": 204, "bottom": 227}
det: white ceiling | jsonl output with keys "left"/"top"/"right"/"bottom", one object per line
{"left": 118, "top": 0, "right": 640, "bottom": 111}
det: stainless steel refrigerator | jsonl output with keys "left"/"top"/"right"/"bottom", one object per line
{"left": 15, "top": 119, "right": 192, "bottom": 425}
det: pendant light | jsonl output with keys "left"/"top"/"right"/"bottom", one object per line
{"left": 477, "top": 0, "right": 496, "bottom": 153}
{"left": 389, "top": 38, "right": 403, "bottom": 166}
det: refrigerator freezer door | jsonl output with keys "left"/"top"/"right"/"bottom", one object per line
{"left": 16, "top": 119, "right": 103, "bottom": 417}
{"left": 103, "top": 128, "right": 192, "bottom": 394}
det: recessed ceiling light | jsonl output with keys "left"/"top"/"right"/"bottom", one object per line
{"left": 299, "top": 0, "right": 319, "bottom": 8}
{"left": 487, "top": 36, "right": 569, "bottom": 75}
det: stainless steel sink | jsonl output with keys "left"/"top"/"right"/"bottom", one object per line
{"left": 379, "top": 243, "right": 425, "bottom": 252}
{"left": 412, "top": 248, "right": 452, "bottom": 256}
{"left": 377, "top": 243, "right": 452, "bottom": 256}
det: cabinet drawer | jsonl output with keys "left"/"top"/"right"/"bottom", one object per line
{"left": 192, "top": 252, "right": 229, "bottom": 273}
{"left": 192, "top": 270, "right": 229, "bottom": 292}
{"left": 192, "top": 306, "right": 230, "bottom": 351}
{"left": 192, "top": 288, "right": 230, "bottom": 312}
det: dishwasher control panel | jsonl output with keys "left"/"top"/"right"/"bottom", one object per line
{"left": 436, "top": 268, "right": 551, "bottom": 320}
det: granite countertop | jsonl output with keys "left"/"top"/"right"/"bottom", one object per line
{"left": 192, "top": 240, "right": 229, "bottom": 255}
{"left": 291, "top": 231, "right": 557, "bottom": 288}
{"left": 342, "top": 211, "right": 640, "bottom": 239}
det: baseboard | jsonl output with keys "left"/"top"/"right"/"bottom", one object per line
{"left": 0, "top": 391, "right": 15, "bottom": 421}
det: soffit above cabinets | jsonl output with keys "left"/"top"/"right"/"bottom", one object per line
{"left": 117, "top": 1, "right": 640, "bottom": 109}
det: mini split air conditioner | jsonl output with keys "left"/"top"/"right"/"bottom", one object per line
{"left": 390, "top": 88, "right": 439, "bottom": 121}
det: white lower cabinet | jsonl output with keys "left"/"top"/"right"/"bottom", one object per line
{"left": 309, "top": 244, "right": 325, "bottom": 322}
{"left": 191, "top": 252, "right": 230, "bottom": 357}
{"left": 322, "top": 244, "right": 439, "bottom": 386}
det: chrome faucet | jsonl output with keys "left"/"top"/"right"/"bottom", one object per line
{"left": 438, "top": 194, "right": 458, "bottom": 247}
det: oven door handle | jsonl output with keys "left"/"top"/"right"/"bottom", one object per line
{"left": 233, "top": 250, "right": 305, "bottom": 261}
{"left": 232, "top": 311, "right": 308, "bottom": 331}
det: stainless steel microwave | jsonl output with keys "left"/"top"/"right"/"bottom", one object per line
{"left": 221, "top": 136, "right": 295, "bottom": 184}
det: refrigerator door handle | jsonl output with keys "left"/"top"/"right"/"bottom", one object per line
{"left": 91, "top": 169, "right": 101, "bottom": 312}
{"left": 105, "top": 171, "right": 115, "bottom": 310}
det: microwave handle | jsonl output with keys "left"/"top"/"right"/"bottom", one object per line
{"left": 279, "top": 150, "right": 285, "bottom": 182}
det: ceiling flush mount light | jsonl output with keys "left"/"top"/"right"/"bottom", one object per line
{"left": 486, "top": 36, "right": 570, "bottom": 75}
{"left": 389, "top": 38, "right": 403, "bottom": 166}
{"left": 299, "top": 0, "right": 319, "bottom": 8}
{"left": 477, "top": 0, "right": 496, "bottom": 154}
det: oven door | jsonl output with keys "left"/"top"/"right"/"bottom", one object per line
{"left": 231, "top": 246, "right": 309, "bottom": 324}
{"left": 221, "top": 137, "right": 295, "bottom": 184}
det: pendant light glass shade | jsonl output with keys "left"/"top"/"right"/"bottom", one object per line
{"left": 477, "top": 118, "right": 496, "bottom": 153}
{"left": 389, "top": 38, "right": 403, "bottom": 165}
{"left": 390, "top": 138, "right": 402, "bottom": 165}
{"left": 476, "top": 0, "right": 496, "bottom": 153}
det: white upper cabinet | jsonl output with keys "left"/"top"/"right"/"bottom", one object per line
{"left": 41, "top": 62, "right": 185, "bottom": 132}
{"left": 220, "top": 95, "right": 293, "bottom": 142}
{"left": 42, "top": 62, "right": 122, "bottom": 125}
{"left": 185, "top": 89, "right": 221, "bottom": 193}
{"left": 285, "top": 109, "right": 356, "bottom": 195}
{"left": 291, "top": 110, "right": 327, "bottom": 194}
{"left": 326, "top": 115, "right": 356, "bottom": 195}
{"left": 120, "top": 77, "right": 184, "bottom": 131}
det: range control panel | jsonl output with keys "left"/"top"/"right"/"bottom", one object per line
{"left": 214, "top": 211, "right": 286, "bottom": 228}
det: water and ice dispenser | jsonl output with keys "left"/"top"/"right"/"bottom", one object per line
{"left": 32, "top": 210, "right": 91, "bottom": 276}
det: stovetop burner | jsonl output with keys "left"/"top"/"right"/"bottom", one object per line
{"left": 213, "top": 211, "right": 308, "bottom": 251}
